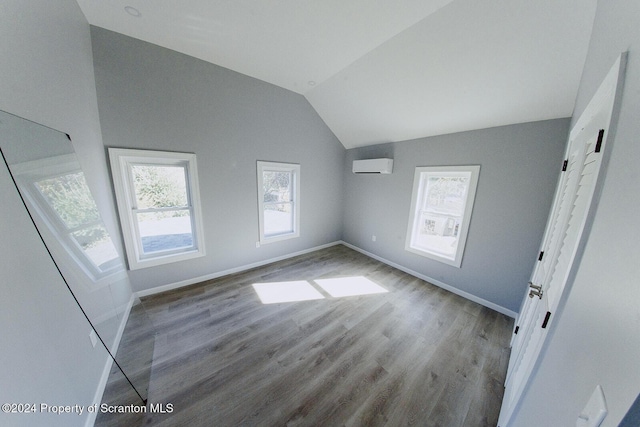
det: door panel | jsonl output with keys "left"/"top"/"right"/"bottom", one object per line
{"left": 505, "top": 144, "right": 581, "bottom": 386}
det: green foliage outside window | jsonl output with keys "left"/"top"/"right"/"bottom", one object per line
{"left": 132, "top": 165, "right": 189, "bottom": 219}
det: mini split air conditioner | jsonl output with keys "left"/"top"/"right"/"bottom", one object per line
{"left": 352, "top": 158, "right": 394, "bottom": 174}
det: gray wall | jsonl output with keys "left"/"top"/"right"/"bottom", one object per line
{"left": 91, "top": 27, "right": 346, "bottom": 293}
{"left": 0, "top": 1, "right": 133, "bottom": 426}
{"left": 342, "top": 119, "right": 570, "bottom": 314}
{"left": 510, "top": 0, "right": 640, "bottom": 425}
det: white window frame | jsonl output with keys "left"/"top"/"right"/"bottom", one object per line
{"left": 257, "top": 161, "right": 300, "bottom": 244}
{"left": 405, "top": 165, "right": 480, "bottom": 267}
{"left": 109, "top": 148, "right": 206, "bottom": 270}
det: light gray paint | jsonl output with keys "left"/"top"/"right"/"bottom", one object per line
{"left": 509, "top": 0, "right": 640, "bottom": 426}
{"left": 342, "top": 119, "right": 570, "bottom": 313}
{"left": 0, "top": 1, "right": 134, "bottom": 426}
{"left": 91, "top": 27, "right": 346, "bottom": 293}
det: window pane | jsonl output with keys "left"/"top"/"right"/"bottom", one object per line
{"left": 423, "top": 173, "right": 470, "bottom": 215}
{"left": 263, "top": 171, "right": 292, "bottom": 203}
{"left": 132, "top": 165, "right": 188, "bottom": 209}
{"left": 412, "top": 212, "right": 460, "bottom": 257}
{"left": 406, "top": 166, "right": 479, "bottom": 267}
{"left": 71, "top": 224, "right": 120, "bottom": 272}
{"left": 136, "top": 210, "right": 193, "bottom": 254}
{"left": 264, "top": 203, "right": 294, "bottom": 237}
{"left": 35, "top": 172, "right": 100, "bottom": 229}
{"left": 411, "top": 172, "right": 472, "bottom": 258}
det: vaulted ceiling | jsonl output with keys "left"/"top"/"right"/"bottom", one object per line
{"left": 75, "top": 0, "right": 597, "bottom": 149}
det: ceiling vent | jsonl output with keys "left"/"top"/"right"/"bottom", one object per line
{"left": 352, "top": 158, "right": 393, "bottom": 174}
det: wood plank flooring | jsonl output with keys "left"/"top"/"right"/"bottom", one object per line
{"left": 100, "top": 244, "right": 513, "bottom": 426}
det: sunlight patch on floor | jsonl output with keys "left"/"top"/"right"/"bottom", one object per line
{"left": 252, "top": 281, "right": 325, "bottom": 304}
{"left": 314, "top": 276, "right": 388, "bottom": 298}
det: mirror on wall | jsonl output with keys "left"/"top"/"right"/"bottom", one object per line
{"left": 0, "top": 110, "right": 154, "bottom": 408}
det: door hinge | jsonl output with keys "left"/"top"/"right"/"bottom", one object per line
{"left": 595, "top": 129, "right": 605, "bottom": 153}
{"left": 538, "top": 251, "right": 544, "bottom": 261}
{"left": 514, "top": 326, "right": 519, "bottom": 335}
{"left": 562, "top": 159, "right": 568, "bottom": 171}
{"left": 541, "top": 311, "right": 552, "bottom": 329}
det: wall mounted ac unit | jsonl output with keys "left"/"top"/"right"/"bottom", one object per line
{"left": 352, "top": 158, "right": 394, "bottom": 174}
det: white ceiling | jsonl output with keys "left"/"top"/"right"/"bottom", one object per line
{"left": 75, "top": 0, "right": 597, "bottom": 149}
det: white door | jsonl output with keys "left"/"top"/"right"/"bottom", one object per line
{"left": 498, "top": 54, "right": 626, "bottom": 426}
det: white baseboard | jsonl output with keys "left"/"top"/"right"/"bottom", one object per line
{"left": 136, "top": 241, "right": 343, "bottom": 298}
{"left": 340, "top": 241, "right": 517, "bottom": 318}
{"left": 85, "top": 294, "right": 136, "bottom": 427}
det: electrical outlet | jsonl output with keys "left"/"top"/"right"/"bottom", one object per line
{"left": 372, "top": 235, "right": 377, "bottom": 242}
{"left": 256, "top": 241, "right": 261, "bottom": 248}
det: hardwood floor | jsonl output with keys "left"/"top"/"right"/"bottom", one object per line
{"left": 101, "top": 244, "right": 513, "bottom": 426}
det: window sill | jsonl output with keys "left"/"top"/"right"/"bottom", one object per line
{"left": 128, "top": 248, "right": 205, "bottom": 270}
{"left": 259, "top": 232, "right": 300, "bottom": 245}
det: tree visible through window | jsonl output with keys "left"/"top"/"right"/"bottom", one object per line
{"left": 131, "top": 164, "right": 193, "bottom": 254}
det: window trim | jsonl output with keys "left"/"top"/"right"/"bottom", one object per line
{"left": 256, "top": 161, "right": 300, "bottom": 245}
{"left": 404, "top": 165, "right": 480, "bottom": 268}
{"left": 109, "top": 148, "right": 206, "bottom": 270}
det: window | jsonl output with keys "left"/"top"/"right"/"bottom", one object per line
{"left": 405, "top": 165, "right": 480, "bottom": 267}
{"left": 109, "top": 148, "right": 205, "bottom": 269}
{"left": 257, "top": 161, "right": 300, "bottom": 244}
